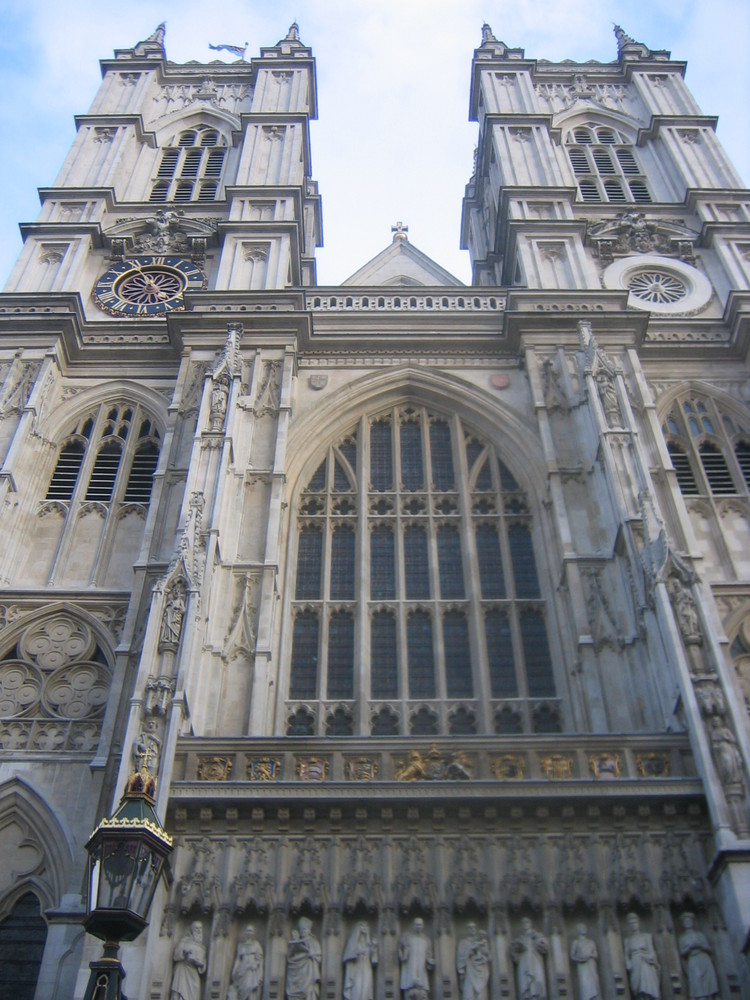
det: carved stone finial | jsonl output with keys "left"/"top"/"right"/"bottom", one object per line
{"left": 286, "top": 22, "right": 301, "bottom": 42}
{"left": 613, "top": 24, "right": 635, "bottom": 53}
{"left": 613, "top": 23, "right": 663, "bottom": 60}
{"left": 134, "top": 22, "right": 166, "bottom": 56}
{"left": 481, "top": 23, "right": 498, "bottom": 45}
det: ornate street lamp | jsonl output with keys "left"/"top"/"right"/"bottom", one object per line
{"left": 83, "top": 768, "right": 173, "bottom": 1000}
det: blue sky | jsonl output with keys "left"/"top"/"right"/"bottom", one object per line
{"left": 0, "top": 0, "right": 748, "bottom": 286}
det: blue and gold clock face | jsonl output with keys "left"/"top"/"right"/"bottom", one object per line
{"left": 93, "top": 256, "right": 205, "bottom": 316}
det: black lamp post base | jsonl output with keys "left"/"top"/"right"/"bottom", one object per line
{"left": 82, "top": 941, "right": 127, "bottom": 1000}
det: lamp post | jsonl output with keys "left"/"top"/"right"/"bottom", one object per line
{"left": 83, "top": 768, "right": 173, "bottom": 1000}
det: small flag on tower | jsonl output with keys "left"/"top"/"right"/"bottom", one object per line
{"left": 208, "top": 42, "right": 248, "bottom": 58}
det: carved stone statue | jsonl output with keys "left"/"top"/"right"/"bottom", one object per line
{"left": 132, "top": 722, "right": 161, "bottom": 774}
{"left": 285, "top": 917, "right": 322, "bottom": 1000}
{"left": 228, "top": 924, "right": 264, "bottom": 1000}
{"left": 569, "top": 923, "right": 600, "bottom": 1000}
{"left": 170, "top": 921, "right": 207, "bottom": 1000}
{"left": 667, "top": 577, "right": 701, "bottom": 644}
{"left": 678, "top": 913, "right": 719, "bottom": 1000}
{"left": 209, "top": 375, "right": 229, "bottom": 431}
{"left": 456, "top": 922, "right": 490, "bottom": 1000}
{"left": 510, "top": 917, "right": 548, "bottom": 999}
{"left": 624, "top": 913, "right": 660, "bottom": 1000}
{"left": 342, "top": 921, "right": 378, "bottom": 1000}
{"left": 709, "top": 716, "right": 744, "bottom": 786}
{"left": 595, "top": 369, "right": 621, "bottom": 426}
{"left": 161, "top": 581, "right": 187, "bottom": 647}
{"left": 399, "top": 917, "right": 434, "bottom": 1000}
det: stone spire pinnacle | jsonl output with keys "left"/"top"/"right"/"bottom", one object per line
{"left": 133, "top": 22, "right": 166, "bottom": 57}
{"left": 612, "top": 23, "right": 668, "bottom": 61}
{"left": 613, "top": 23, "right": 635, "bottom": 54}
{"left": 481, "top": 23, "right": 498, "bottom": 45}
{"left": 286, "top": 22, "right": 301, "bottom": 43}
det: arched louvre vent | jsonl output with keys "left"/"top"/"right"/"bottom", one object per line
{"left": 150, "top": 126, "right": 227, "bottom": 202}
{"left": 288, "top": 408, "right": 556, "bottom": 735}
{"left": 735, "top": 441, "right": 750, "bottom": 489}
{"left": 124, "top": 443, "right": 159, "bottom": 503}
{"left": 46, "top": 404, "right": 161, "bottom": 510}
{"left": 46, "top": 442, "right": 85, "bottom": 500}
{"left": 699, "top": 443, "right": 735, "bottom": 494}
{"left": 85, "top": 442, "right": 122, "bottom": 501}
{"left": 668, "top": 443, "right": 699, "bottom": 495}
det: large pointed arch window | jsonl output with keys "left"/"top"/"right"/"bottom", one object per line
{"left": 149, "top": 126, "right": 228, "bottom": 204}
{"left": 566, "top": 123, "right": 651, "bottom": 205}
{"left": 286, "top": 407, "right": 559, "bottom": 736}
{"left": 663, "top": 396, "right": 750, "bottom": 498}
{"left": 46, "top": 403, "right": 161, "bottom": 509}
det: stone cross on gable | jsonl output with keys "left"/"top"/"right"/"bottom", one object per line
{"left": 391, "top": 221, "right": 409, "bottom": 242}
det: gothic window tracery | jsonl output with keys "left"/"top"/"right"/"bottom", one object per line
{"left": 149, "top": 126, "right": 227, "bottom": 204}
{"left": 46, "top": 403, "right": 160, "bottom": 509}
{"left": 0, "top": 614, "right": 113, "bottom": 753}
{"left": 286, "top": 408, "right": 558, "bottom": 736}
{"left": 663, "top": 397, "right": 750, "bottom": 498}
{"left": 565, "top": 123, "right": 651, "bottom": 205}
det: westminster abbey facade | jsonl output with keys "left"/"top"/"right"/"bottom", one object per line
{"left": 0, "top": 20, "right": 749, "bottom": 1000}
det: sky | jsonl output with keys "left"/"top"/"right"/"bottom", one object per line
{"left": 0, "top": 0, "right": 748, "bottom": 288}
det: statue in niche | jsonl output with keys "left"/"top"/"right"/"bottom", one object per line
{"left": 456, "top": 922, "right": 490, "bottom": 1000}
{"left": 399, "top": 917, "right": 434, "bottom": 1000}
{"left": 227, "top": 925, "right": 264, "bottom": 1000}
{"left": 624, "top": 913, "right": 660, "bottom": 1000}
{"left": 709, "top": 716, "right": 743, "bottom": 786}
{"left": 209, "top": 375, "right": 230, "bottom": 431}
{"left": 569, "top": 923, "right": 600, "bottom": 1000}
{"left": 161, "top": 581, "right": 187, "bottom": 647}
{"left": 667, "top": 577, "right": 701, "bottom": 644}
{"left": 170, "top": 921, "right": 207, "bottom": 1000}
{"left": 510, "top": 917, "right": 548, "bottom": 999}
{"left": 285, "top": 917, "right": 322, "bottom": 1000}
{"left": 541, "top": 357, "right": 567, "bottom": 409}
{"left": 595, "top": 368, "right": 621, "bottom": 427}
{"left": 342, "top": 921, "right": 378, "bottom": 1000}
{"left": 132, "top": 721, "right": 161, "bottom": 774}
{"left": 678, "top": 913, "right": 719, "bottom": 1000}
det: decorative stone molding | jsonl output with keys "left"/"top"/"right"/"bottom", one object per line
{"left": 589, "top": 213, "right": 698, "bottom": 265}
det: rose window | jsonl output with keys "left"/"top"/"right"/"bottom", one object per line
{"left": 626, "top": 270, "right": 687, "bottom": 305}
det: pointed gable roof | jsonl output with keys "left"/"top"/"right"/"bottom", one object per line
{"left": 342, "top": 232, "right": 464, "bottom": 287}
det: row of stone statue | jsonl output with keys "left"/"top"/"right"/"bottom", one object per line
{"left": 169, "top": 912, "right": 719, "bottom": 1000}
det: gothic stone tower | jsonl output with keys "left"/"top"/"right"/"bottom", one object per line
{"left": 0, "top": 21, "right": 749, "bottom": 1000}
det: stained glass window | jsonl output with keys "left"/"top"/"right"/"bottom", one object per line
{"left": 404, "top": 526, "right": 430, "bottom": 599}
{"left": 327, "top": 612, "right": 354, "bottom": 699}
{"left": 371, "top": 612, "right": 398, "bottom": 698}
{"left": 443, "top": 611, "right": 473, "bottom": 698}
{"left": 370, "top": 420, "right": 393, "bottom": 491}
{"left": 296, "top": 528, "right": 322, "bottom": 599}
{"left": 290, "top": 612, "right": 319, "bottom": 699}
{"left": 437, "top": 526, "right": 464, "bottom": 599}
{"left": 486, "top": 609, "right": 517, "bottom": 697}
{"left": 430, "top": 421, "right": 454, "bottom": 489}
{"left": 371, "top": 527, "right": 396, "bottom": 599}
{"left": 408, "top": 611, "right": 435, "bottom": 698}
{"left": 288, "top": 406, "right": 556, "bottom": 734}
{"left": 400, "top": 421, "right": 424, "bottom": 490}
{"left": 330, "top": 527, "right": 355, "bottom": 600}
{"left": 476, "top": 523, "right": 505, "bottom": 598}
